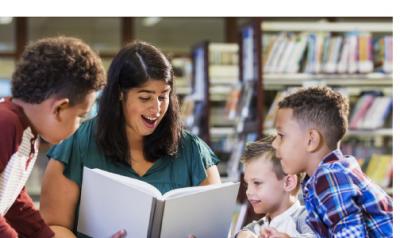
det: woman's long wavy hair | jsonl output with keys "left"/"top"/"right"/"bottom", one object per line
{"left": 96, "top": 41, "right": 182, "bottom": 164}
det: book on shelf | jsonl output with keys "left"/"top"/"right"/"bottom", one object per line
{"left": 276, "top": 33, "right": 296, "bottom": 73}
{"left": 225, "top": 84, "right": 242, "bottom": 120}
{"left": 359, "top": 96, "right": 392, "bottom": 129}
{"left": 242, "top": 26, "right": 255, "bottom": 82}
{"left": 286, "top": 33, "right": 308, "bottom": 73}
{"left": 373, "top": 35, "right": 393, "bottom": 74}
{"left": 261, "top": 30, "right": 391, "bottom": 75}
{"left": 193, "top": 47, "right": 206, "bottom": 100}
{"left": 383, "top": 36, "right": 393, "bottom": 73}
{"left": 357, "top": 33, "right": 373, "bottom": 73}
{"left": 349, "top": 94, "right": 376, "bottom": 129}
{"left": 269, "top": 33, "right": 288, "bottom": 74}
{"left": 209, "top": 65, "right": 239, "bottom": 84}
{"left": 262, "top": 33, "right": 277, "bottom": 73}
{"left": 209, "top": 43, "right": 238, "bottom": 65}
{"left": 237, "top": 82, "right": 255, "bottom": 120}
{"left": 323, "top": 35, "right": 343, "bottom": 73}
{"left": 78, "top": 167, "right": 240, "bottom": 238}
{"left": 364, "top": 154, "right": 392, "bottom": 188}
{"left": 349, "top": 92, "right": 392, "bottom": 130}
{"left": 304, "top": 32, "right": 327, "bottom": 74}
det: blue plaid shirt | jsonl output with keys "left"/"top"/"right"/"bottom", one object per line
{"left": 302, "top": 149, "right": 392, "bottom": 238}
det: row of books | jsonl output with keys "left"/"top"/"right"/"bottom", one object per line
{"left": 224, "top": 81, "right": 256, "bottom": 123}
{"left": 349, "top": 92, "right": 392, "bottom": 130}
{"left": 262, "top": 32, "right": 393, "bottom": 74}
{"left": 208, "top": 44, "right": 239, "bottom": 84}
{"left": 208, "top": 45, "right": 239, "bottom": 65}
{"left": 263, "top": 89, "right": 392, "bottom": 131}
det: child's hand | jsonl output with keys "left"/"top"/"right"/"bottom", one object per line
{"left": 111, "top": 229, "right": 126, "bottom": 238}
{"left": 236, "top": 230, "right": 258, "bottom": 238}
{"left": 260, "top": 227, "right": 290, "bottom": 238}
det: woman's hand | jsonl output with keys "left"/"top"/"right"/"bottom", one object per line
{"left": 111, "top": 229, "right": 126, "bottom": 238}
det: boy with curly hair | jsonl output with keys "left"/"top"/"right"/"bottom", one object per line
{"left": 0, "top": 36, "right": 106, "bottom": 237}
{"left": 272, "top": 86, "right": 392, "bottom": 237}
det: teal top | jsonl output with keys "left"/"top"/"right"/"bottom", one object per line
{"left": 47, "top": 117, "right": 219, "bottom": 236}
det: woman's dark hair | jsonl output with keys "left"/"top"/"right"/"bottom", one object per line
{"left": 96, "top": 41, "right": 182, "bottom": 164}
{"left": 12, "top": 36, "right": 106, "bottom": 105}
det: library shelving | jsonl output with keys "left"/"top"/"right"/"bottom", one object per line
{"left": 259, "top": 19, "right": 393, "bottom": 176}
{"left": 180, "top": 41, "right": 239, "bottom": 159}
{"left": 171, "top": 56, "right": 192, "bottom": 96}
{"left": 229, "top": 17, "right": 393, "bottom": 231}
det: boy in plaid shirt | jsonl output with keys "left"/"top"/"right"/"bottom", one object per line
{"left": 272, "top": 86, "right": 392, "bottom": 237}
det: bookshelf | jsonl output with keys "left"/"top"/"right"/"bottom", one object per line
{"left": 181, "top": 41, "right": 239, "bottom": 154}
{"left": 171, "top": 56, "right": 192, "bottom": 96}
{"left": 258, "top": 18, "right": 393, "bottom": 155}
{"left": 230, "top": 17, "right": 393, "bottom": 231}
{"left": 226, "top": 20, "right": 267, "bottom": 232}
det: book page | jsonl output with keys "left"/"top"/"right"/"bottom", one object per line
{"left": 159, "top": 182, "right": 240, "bottom": 238}
{"left": 78, "top": 167, "right": 158, "bottom": 238}
{"left": 162, "top": 182, "right": 236, "bottom": 199}
{"left": 92, "top": 168, "right": 162, "bottom": 198}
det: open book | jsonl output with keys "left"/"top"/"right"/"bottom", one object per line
{"left": 77, "top": 167, "right": 240, "bottom": 238}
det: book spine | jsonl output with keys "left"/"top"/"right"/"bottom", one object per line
{"left": 150, "top": 199, "right": 165, "bottom": 238}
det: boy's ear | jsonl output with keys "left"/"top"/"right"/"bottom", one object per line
{"left": 306, "top": 128, "right": 322, "bottom": 152}
{"left": 283, "top": 174, "right": 298, "bottom": 193}
{"left": 51, "top": 98, "right": 70, "bottom": 121}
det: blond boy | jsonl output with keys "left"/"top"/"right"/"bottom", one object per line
{"left": 236, "top": 135, "right": 314, "bottom": 238}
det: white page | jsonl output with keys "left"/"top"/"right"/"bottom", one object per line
{"left": 78, "top": 167, "right": 156, "bottom": 238}
{"left": 92, "top": 168, "right": 162, "bottom": 198}
{"left": 159, "top": 182, "right": 240, "bottom": 238}
{"left": 162, "top": 182, "right": 236, "bottom": 199}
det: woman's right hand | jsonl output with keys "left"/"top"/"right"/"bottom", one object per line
{"left": 111, "top": 229, "right": 126, "bottom": 238}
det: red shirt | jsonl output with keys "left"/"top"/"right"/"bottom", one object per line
{"left": 0, "top": 97, "right": 54, "bottom": 238}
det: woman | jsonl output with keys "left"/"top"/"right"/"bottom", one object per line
{"left": 40, "top": 41, "right": 221, "bottom": 237}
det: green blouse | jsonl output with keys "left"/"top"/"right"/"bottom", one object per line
{"left": 47, "top": 117, "right": 219, "bottom": 236}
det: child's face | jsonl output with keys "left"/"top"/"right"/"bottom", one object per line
{"left": 272, "top": 108, "right": 308, "bottom": 175}
{"left": 244, "top": 157, "right": 287, "bottom": 215}
{"left": 41, "top": 91, "right": 97, "bottom": 144}
{"left": 122, "top": 80, "right": 171, "bottom": 138}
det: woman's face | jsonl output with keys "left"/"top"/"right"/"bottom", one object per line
{"left": 122, "top": 80, "right": 171, "bottom": 137}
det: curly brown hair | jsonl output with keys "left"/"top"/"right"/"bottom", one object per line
{"left": 12, "top": 36, "right": 106, "bottom": 105}
{"left": 278, "top": 86, "right": 349, "bottom": 150}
